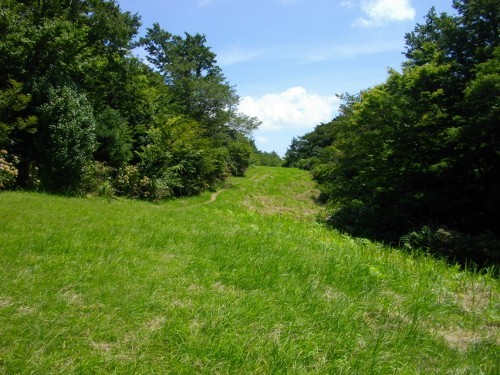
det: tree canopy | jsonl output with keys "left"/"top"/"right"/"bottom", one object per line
{"left": 284, "top": 0, "right": 499, "bottom": 266}
{"left": 0, "top": 0, "right": 261, "bottom": 198}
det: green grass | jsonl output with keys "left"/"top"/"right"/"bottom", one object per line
{"left": 1, "top": 166, "right": 498, "bottom": 374}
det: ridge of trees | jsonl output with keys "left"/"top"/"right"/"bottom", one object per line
{"left": 284, "top": 0, "right": 499, "bottom": 267}
{"left": 0, "top": 0, "right": 276, "bottom": 199}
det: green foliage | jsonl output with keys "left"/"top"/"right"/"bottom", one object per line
{"left": 140, "top": 24, "right": 217, "bottom": 84}
{"left": 253, "top": 150, "right": 283, "bottom": 167}
{"left": 163, "top": 118, "right": 228, "bottom": 195}
{"left": 135, "top": 117, "right": 229, "bottom": 198}
{"left": 115, "top": 165, "right": 153, "bottom": 199}
{"left": 94, "top": 107, "right": 132, "bottom": 168}
{"left": 0, "top": 0, "right": 260, "bottom": 199}
{"left": 38, "top": 86, "right": 97, "bottom": 192}
{"left": 226, "top": 134, "right": 253, "bottom": 176}
{"left": 290, "top": 0, "right": 500, "bottom": 267}
{"left": 0, "top": 149, "right": 19, "bottom": 189}
{"left": 283, "top": 136, "right": 307, "bottom": 168}
{"left": 0, "top": 80, "right": 37, "bottom": 148}
{"left": 283, "top": 102, "right": 349, "bottom": 169}
{"left": 228, "top": 112, "right": 261, "bottom": 137}
{"left": 140, "top": 24, "right": 240, "bottom": 134}
{"left": 401, "top": 226, "right": 500, "bottom": 266}
{"left": 79, "top": 160, "right": 115, "bottom": 198}
{"left": 0, "top": 0, "right": 143, "bottom": 188}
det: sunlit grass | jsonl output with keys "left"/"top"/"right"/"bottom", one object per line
{"left": 1, "top": 167, "right": 498, "bottom": 373}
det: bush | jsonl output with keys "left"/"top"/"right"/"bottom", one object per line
{"left": 324, "top": 200, "right": 377, "bottom": 240}
{"left": 0, "top": 149, "right": 18, "bottom": 189}
{"left": 251, "top": 150, "right": 283, "bottom": 167}
{"left": 38, "top": 86, "right": 97, "bottom": 193}
{"left": 115, "top": 165, "right": 151, "bottom": 199}
{"left": 227, "top": 140, "right": 252, "bottom": 176}
{"left": 401, "top": 226, "right": 500, "bottom": 268}
{"left": 79, "top": 161, "right": 115, "bottom": 198}
{"left": 113, "top": 164, "right": 172, "bottom": 201}
{"left": 94, "top": 108, "right": 132, "bottom": 168}
{"left": 136, "top": 119, "right": 228, "bottom": 198}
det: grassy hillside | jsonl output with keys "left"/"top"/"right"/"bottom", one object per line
{"left": 0, "top": 167, "right": 498, "bottom": 374}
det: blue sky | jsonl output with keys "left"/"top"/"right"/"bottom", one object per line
{"left": 117, "top": 0, "right": 455, "bottom": 156}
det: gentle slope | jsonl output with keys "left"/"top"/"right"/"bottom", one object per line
{"left": 0, "top": 167, "right": 498, "bottom": 373}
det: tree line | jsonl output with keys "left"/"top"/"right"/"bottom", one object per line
{"left": 284, "top": 0, "right": 499, "bottom": 267}
{"left": 0, "top": 0, "right": 282, "bottom": 199}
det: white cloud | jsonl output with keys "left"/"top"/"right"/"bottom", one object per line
{"left": 255, "top": 136, "right": 270, "bottom": 144}
{"left": 340, "top": 0, "right": 355, "bottom": 9}
{"left": 336, "top": 41, "right": 401, "bottom": 58}
{"left": 239, "top": 87, "right": 340, "bottom": 131}
{"left": 354, "top": 0, "right": 416, "bottom": 27}
{"left": 301, "top": 40, "right": 401, "bottom": 62}
{"left": 217, "top": 47, "right": 264, "bottom": 66}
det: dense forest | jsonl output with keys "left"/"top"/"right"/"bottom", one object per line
{"left": 284, "top": 0, "right": 499, "bottom": 267}
{"left": 0, "top": 0, "right": 283, "bottom": 199}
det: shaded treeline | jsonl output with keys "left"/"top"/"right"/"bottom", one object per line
{"left": 0, "top": 0, "right": 282, "bottom": 199}
{"left": 284, "top": 0, "right": 499, "bottom": 267}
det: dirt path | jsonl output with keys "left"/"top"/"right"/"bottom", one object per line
{"left": 151, "top": 168, "right": 321, "bottom": 220}
{"left": 206, "top": 188, "right": 228, "bottom": 204}
{"left": 157, "top": 171, "right": 266, "bottom": 210}
{"left": 202, "top": 171, "right": 265, "bottom": 205}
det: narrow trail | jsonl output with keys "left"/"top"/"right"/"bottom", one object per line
{"left": 150, "top": 168, "right": 321, "bottom": 221}
{"left": 204, "top": 172, "right": 266, "bottom": 205}
{"left": 206, "top": 189, "right": 226, "bottom": 204}
{"left": 171, "top": 167, "right": 322, "bottom": 221}
{"left": 156, "top": 171, "right": 267, "bottom": 210}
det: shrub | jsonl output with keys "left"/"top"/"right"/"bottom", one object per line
{"left": 324, "top": 199, "right": 378, "bottom": 240}
{"left": 136, "top": 119, "right": 227, "bottom": 198}
{"left": 115, "top": 165, "right": 149, "bottom": 199}
{"left": 0, "top": 149, "right": 19, "bottom": 190}
{"left": 114, "top": 165, "right": 172, "bottom": 201}
{"left": 168, "top": 147, "right": 224, "bottom": 196}
{"left": 25, "top": 161, "right": 41, "bottom": 190}
{"left": 94, "top": 108, "right": 132, "bottom": 168}
{"left": 401, "top": 226, "right": 500, "bottom": 268}
{"left": 79, "top": 161, "right": 115, "bottom": 198}
{"left": 38, "top": 86, "right": 97, "bottom": 193}
{"left": 227, "top": 140, "right": 252, "bottom": 177}
{"left": 146, "top": 176, "right": 176, "bottom": 201}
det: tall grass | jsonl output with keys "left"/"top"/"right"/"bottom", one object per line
{"left": 1, "top": 167, "right": 498, "bottom": 373}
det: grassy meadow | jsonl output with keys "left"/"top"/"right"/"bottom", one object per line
{"left": 0, "top": 166, "right": 498, "bottom": 374}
